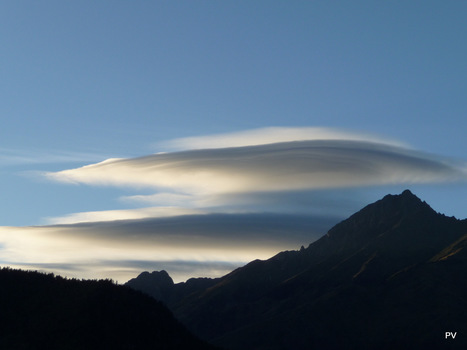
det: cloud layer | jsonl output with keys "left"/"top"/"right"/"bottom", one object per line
{"left": 43, "top": 128, "right": 467, "bottom": 225}
{"left": 46, "top": 140, "right": 465, "bottom": 197}
{"left": 0, "top": 213, "right": 335, "bottom": 282}
{"left": 45, "top": 206, "right": 206, "bottom": 225}
{"left": 0, "top": 148, "right": 111, "bottom": 166}
{"left": 161, "top": 126, "right": 407, "bottom": 150}
{"left": 3, "top": 127, "right": 467, "bottom": 282}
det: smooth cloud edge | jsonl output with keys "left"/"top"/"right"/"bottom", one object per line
{"left": 158, "top": 126, "right": 409, "bottom": 151}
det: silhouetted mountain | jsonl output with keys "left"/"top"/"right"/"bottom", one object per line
{"left": 0, "top": 268, "right": 217, "bottom": 350}
{"left": 126, "top": 270, "right": 175, "bottom": 303}
{"left": 126, "top": 271, "right": 220, "bottom": 306}
{"left": 127, "top": 190, "right": 467, "bottom": 349}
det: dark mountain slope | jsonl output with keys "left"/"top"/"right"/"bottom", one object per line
{"left": 0, "top": 268, "right": 217, "bottom": 350}
{"left": 126, "top": 270, "right": 220, "bottom": 306}
{"left": 127, "top": 190, "right": 467, "bottom": 349}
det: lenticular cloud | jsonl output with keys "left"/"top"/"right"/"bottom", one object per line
{"left": 45, "top": 139, "right": 464, "bottom": 196}
{"left": 10, "top": 127, "right": 467, "bottom": 282}
{"left": 160, "top": 126, "right": 407, "bottom": 150}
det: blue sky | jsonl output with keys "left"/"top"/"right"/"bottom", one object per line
{"left": 1, "top": 2, "right": 467, "bottom": 282}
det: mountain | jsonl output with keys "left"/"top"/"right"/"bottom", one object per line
{"left": 0, "top": 268, "right": 217, "bottom": 350}
{"left": 127, "top": 190, "right": 467, "bottom": 349}
{"left": 126, "top": 270, "right": 220, "bottom": 306}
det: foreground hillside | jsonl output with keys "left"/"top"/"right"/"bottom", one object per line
{"left": 127, "top": 190, "right": 467, "bottom": 349}
{"left": 0, "top": 268, "right": 216, "bottom": 350}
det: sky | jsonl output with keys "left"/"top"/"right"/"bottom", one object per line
{"left": 1, "top": 1, "right": 467, "bottom": 282}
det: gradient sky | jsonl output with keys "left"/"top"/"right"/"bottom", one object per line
{"left": 1, "top": 1, "right": 467, "bottom": 282}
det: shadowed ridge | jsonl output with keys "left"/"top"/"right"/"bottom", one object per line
{"left": 322, "top": 189, "right": 434, "bottom": 244}
{"left": 126, "top": 271, "right": 222, "bottom": 306}
{"left": 125, "top": 190, "right": 467, "bottom": 349}
{"left": 126, "top": 270, "right": 175, "bottom": 304}
{"left": 0, "top": 268, "right": 217, "bottom": 350}
{"left": 430, "top": 233, "right": 467, "bottom": 262}
{"left": 297, "top": 190, "right": 461, "bottom": 285}
{"left": 299, "top": 190, "right": 441, "bottom": 264}
{"left": 172, "top": 191, "right": 467, "bottom": 349}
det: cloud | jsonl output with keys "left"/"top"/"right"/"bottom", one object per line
{"left": 0, "top": 148, "right": 112, "bottom": 166}
{"left": 120, "top": 192, "right": 197, "bottom": 206}
{"left": 42, "top": 130, "right": 467, "bottom": 226}
{"left": 45, "top": 206, "right": 206, "bottom": 225}
{"left": 45, "top": 140, "right": 466, "bottom": 197}
{"left": 12, "top": 127, "right": 467, "bottom": 282}
{"left": 0, "top": 213, "right": 336, "bottom": 282}
{"left": 160, "top": 127, "right": 407, "bottom": 151}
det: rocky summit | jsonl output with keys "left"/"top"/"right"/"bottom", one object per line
{"left": 127, "top": 190, "right": 467, "bottom": 350}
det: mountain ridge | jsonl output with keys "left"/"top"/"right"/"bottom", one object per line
{"left": 0, "top": 268, "right": 217, "bottom": 350}
{"left": 127, "top": 190, "right": 467, "bottom": 349}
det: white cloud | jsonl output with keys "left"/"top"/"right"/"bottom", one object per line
{"left": 0, "top": 213, "right": 333, "bottom": 282}
{"left": 120, "top": 192, "right": 199, "bottom": 206}
{"left": 0, "top": 148, "right": 112, "bottom": 166}
{"left": 45, "top": 140, "right": 466, "bottom": 198}
{"left": 160, "top": 126, "right": 407, "bottom": 151}
{"left": 40, "top": 128, "right": 467, "bottom": 228}
{"left": 45, "top": 206, "right": 206, "bottom": 225}
{"left": 9, "top": 127, "right": 466, "bottom": 282}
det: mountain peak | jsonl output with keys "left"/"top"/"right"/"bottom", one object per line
{"left": 125, "top": 190, "right": 467, "bottom": 350}
{"left": 126, "top": 270, "right": 174, "bottom": 302}
{"left": 380, "top": 188, "right": 421, "bottom": 203}
{"left": 351, "top": 189, "right": 433, "bottom": 220}
{"left": 382, "top": 189, "right": 424, "bottom": 205}
{"left": 398, "top": 189, "right": 423, "bottom": 203}
{"left": 401, "top": 188, "right": 414, "bottom": 197}
{"left": 319, "top": 190, "right": 438, "bottom": 253}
